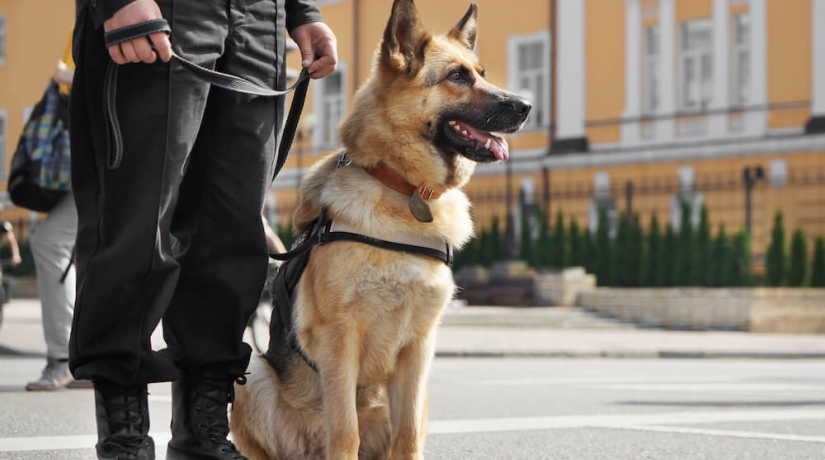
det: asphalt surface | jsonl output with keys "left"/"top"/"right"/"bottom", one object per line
{"left": 2, "top": 299, "right": 825, "bottom": 459}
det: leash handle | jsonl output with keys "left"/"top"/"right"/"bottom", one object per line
{"left": 102, "top": 19, "right": 311, "bottom": 181}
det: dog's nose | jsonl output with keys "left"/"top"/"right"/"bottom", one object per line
{"left": 511, "top": 97, "right": 532, "bottom": 117}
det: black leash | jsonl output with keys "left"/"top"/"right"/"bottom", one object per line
{"left": 102, "top": 18, "right": 310, "bottom": 180}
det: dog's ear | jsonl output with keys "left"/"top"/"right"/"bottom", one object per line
{"left": 381, "top": 0, "right": 430, "bottom": 75}
{"left": 448, "top": 3, "right": 478, "bottom": 51}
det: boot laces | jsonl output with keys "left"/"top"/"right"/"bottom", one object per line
{"left": 99, "top": 385, "right": 151, "bottom": 456}
{"left": 192, "top": 375, "right": 248, "bottom": 459}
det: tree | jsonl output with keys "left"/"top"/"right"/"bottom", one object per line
{"left": 490, "top": 215, "right": 503, "bottom": 263}
{"left": 788, "top": 229, "right": 808, "bottom": 287}
{"left": 695, "top": 205, "right": 712, "bottom": 286}
{"left": 569, "top": 219, "right": 586, "bottom": 268}
{"left": 674, "top": 200, "right": 695, "bottom": 286}
{"left": 765, "top": 210, "right": 786, "bottom": 286}
{"left": 710, "top": 225, "right": 731, "bottom": 287}
{"left": 811, "top": 236, "right": 825, "bottom": 288}
{"left": 628, "top": 214, "right": 644, "bottom": 287}
{"left": 549, "top": 211, "right": 567, "bottom": 269}
{"left": 661, "top": 224, "right": 677, "bottom": 287}
{"left": 731, "top": 229, "right": 753, "bottom": 287}
{"left": 614, "top": 213, "right": 631, "bottom": 286}
{"left": 595, "top": 205, "right": 613, "bottom": 286}
{"left": 641, "top": 214, "right": 662, "bottom": 287}
{"left": 536, "top": 209, "right": 551, "bottom": 268}
{"left": 478, "top": 225, "right": 493, "bottom": 268}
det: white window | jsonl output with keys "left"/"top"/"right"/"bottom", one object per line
{"left": 680, "top": 19, "right": 713, "bottom": 110}
{"left": 769, "top": 159, "right": 787, "bottom": 187}
{"left": 643, "top": 26, "right": 660, "bottom": 114}
{"left": 594, "top": 172, "right": 610, "bottom": 199}
{"left": 732, "top": 13, "right": 750, "bottom": 107}
{"left": 0, "top": 16, "right": 6, "bottom": 65}
{"left": 508, "top": 32, "right": 551, "bottom": 131}
{"left": 0, "top": 110, "right": 7, "bottom": 179}
{"left": 312, "top": 62, "right": 346, "bottom": 149}
{"left": 677, "top": 166, "right": 695, "bottom": 193}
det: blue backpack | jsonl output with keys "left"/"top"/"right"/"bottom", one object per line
{"left": 8, "top": 80, "right": 71, "bottom": 212}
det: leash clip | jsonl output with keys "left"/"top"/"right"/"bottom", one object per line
{"left": 336, "top": 151, "right": 352, "bottom": 169}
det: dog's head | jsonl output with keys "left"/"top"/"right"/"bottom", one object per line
{"left": 341, "top": 0, "right": 531, "bottom": 190}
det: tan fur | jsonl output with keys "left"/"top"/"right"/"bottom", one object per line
{"left": 230, "top": 1, "right": 528, "bottom": 459}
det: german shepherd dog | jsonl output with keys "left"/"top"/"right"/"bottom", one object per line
{"left": 230, "top": 0, "right": 530, "bottom": 458}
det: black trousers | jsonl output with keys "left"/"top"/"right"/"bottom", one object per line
{"left": 69, "top": 0, "right": 287, "bottom": 385}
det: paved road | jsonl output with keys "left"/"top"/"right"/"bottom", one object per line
{"left": 3, "top": 299, "right": 825, "bottom": 459}
{"left": 2, "top": 357, "right": 825, "bottom": 459}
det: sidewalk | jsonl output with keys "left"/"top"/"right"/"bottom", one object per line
{"left": 3, "top": 298, "right": 825, "bottom": 359}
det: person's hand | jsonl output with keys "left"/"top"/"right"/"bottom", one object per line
{"left": 10, "top": 255, "right": 21, "bottom": 267}
{"left": 53, "top": 60, "right": 74, "bottom": 85}
{"left": 289, "top": 22, "right": 338, "bottom": 79}
{"left": 103, "top": 0, "right": 172, "bottom": 65}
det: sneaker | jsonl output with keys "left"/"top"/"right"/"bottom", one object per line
{"left": 26, "top": 358, "right": 73, "bottom": 391}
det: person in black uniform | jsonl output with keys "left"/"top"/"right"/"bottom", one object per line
{"left": 68, "top": 0, "right": 337, "bottom": 458}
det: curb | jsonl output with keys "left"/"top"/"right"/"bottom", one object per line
{"left": 435, "top": 350, "right": 825, "bottom": 359}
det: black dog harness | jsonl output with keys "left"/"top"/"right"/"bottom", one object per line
{"left": 263, "top": 158, "right": 454, "bottom": 374}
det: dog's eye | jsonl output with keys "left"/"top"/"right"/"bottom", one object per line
{"left": 448, "top": 71, "right": 464, "bottom": 82}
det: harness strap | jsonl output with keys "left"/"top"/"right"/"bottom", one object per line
{"left": 102, "top": 19, "right": 310, "bottom": 180}
{"left": 320, "top": 222, "right": 453, "bottom": 266}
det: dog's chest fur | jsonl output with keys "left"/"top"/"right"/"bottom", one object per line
{"left": 291, "top": 153, "right": 474, "bottom": 379}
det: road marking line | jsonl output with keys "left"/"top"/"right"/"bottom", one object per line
{"left": 427, "top": 408, "right": 825, "bottom": 434}
{"left": 609, "top": 425, "right": 825, "bottom": 444}
{"left": 3, "top": 408, "right": 825, "bottom": 452}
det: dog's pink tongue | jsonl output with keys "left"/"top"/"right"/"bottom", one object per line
{"left": 488, "top": 136, "right": 509, "bottom": 161}
{"left": 462, "top": 123, "right": 510, "bottom": 160}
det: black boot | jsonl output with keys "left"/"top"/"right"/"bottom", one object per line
{"left": 94, "top": 382, "right": 155, "bottom": 460}
{"left": 166, "top": 370, "right": 247, "bottom": 460}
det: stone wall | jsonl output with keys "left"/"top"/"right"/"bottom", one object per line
{"left": 578, "top": 288, "right": 825, "bottom": 333}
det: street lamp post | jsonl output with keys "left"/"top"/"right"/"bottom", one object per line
{"left": 743, "top": 165, "right": 765, "bottom": 236}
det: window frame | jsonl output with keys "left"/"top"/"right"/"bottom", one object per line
{"left": 311, "top": 61, "right": 347, "bottom": 150}
{"left": 507, "top": 31, "right": 551, "bottom": 132}
{"left": 643, "top": 25, "right": 660, "bottom": 114}
{"left": 731, "top": 12, "right": 751, "bottom": 108}
{"left": 679, "top": 19, "right": 714, "bottom": 112}
{"left": 0, "top": 16, "right": 7, "bottom": 65}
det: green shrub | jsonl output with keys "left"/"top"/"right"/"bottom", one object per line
{"left": 568, "top": 219, "right": 586, "bottom": 268}
{"left": 731, "top": 229, "right": 753, "bottom": 287}
{"left": 641, "top": 214, "right": 662, "bottom": 287}
{"left": 695, "top": 205, "right": 712, "bottom": 286}
{"left": 674, "top": 200, "right": 695, "bottom": 286}
{"left": 662, "top": 224, "right": 677, "bottom": 287}
{"left": 711, "top": 225, "right": 731, "bottom": 287}
{"left": 595, "top": 205, "right": 614, "bottom": 286}
{"left": 550, "top": 211, "right": 567, "bottom": 269}
{"left": 765, "top": 210, "right": 786, "bottom": 286}
{"left": 788, "top": 229, "right": 808, "bottom": 287}
{"left": 812, "top": 236, "right": 825, "bottom": 288}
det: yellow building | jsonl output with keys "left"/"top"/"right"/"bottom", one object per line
{"left": 267, "top": 0, "right": 825, "bottom": 266}
{"left": 2, "top": 0, "right": 824, "bottom": 266}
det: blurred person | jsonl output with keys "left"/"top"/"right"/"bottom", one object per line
{"left": 67, "top": 0, "right": 337, "bottom": 459}
{"left": 25, "top": 39, "right": 86, "bottom": 392}
{"left": 0, "top": 220, "right": 23, "bottom": 306}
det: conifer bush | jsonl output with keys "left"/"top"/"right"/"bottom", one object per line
{"left": 787, "top": 228, "right": 808, "bottom": 287}
{"left": 765, "top": 210, "right": 786, "bottom": 287}
{"left": 811, "top": 236, "right": 825, "bottom": 288}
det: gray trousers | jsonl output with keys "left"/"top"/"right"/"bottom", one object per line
{"left": 30, "top": 193, "right": 77, "bottom": 360}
